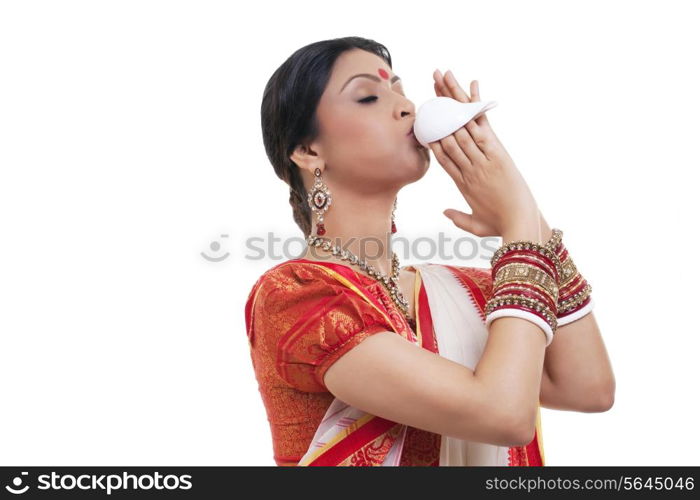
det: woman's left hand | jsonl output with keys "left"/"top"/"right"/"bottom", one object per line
{"left": 433, "top": 70, "right": 496, "bottom": 140}
{"left": 432, "top": 70, "right": 533, "bottom": 237}
{"left": 434, "top": 70, "right": 552, "bottom": 243}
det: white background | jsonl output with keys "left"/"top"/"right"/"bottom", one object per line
{"left": 1, "top": 0, "right": 698, "bottom": 466}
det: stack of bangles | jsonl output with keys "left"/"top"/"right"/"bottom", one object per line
{"left": 484, "top": 228, "right": 594, "bottom": 346}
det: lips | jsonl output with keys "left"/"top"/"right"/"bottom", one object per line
{"left": 408, "top": 129, "right": 424, "bottom": 148}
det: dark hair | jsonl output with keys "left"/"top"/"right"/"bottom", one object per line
{"left": 260, "top": 36, "right": 393, "bottom": 238}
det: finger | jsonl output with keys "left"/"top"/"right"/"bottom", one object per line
{"left": 432, "top": 69, "right": 442, "bottom": 96}
{"left": 444, "top": 209, "right": 475, "bottom": 233}
{"left": 444, "top": 70, "right": 471, "bottom": 103}
{"left": 436, "top": 70, "right": 452, "bottom": 98}
{"left": 464, "top": 110, "right": 498, "bottom": 159}
{"left": 429, "top": 141, "right": 465, "bottom": 185}
{"left": 453, "top": 126, "right": 487, "bottom": 164}
{"left": 433, "top": 68, "right": 442, "bottom": 86}
{"left": 435, "top": 69, "right": 469, "bottom": 103}
{"left": 437, "top": 73, "right": 493, "bottom": 157}
{"left": 464, "top": 116, "right": 490, "bottom": 155}
{"left": 434, "top": 69, "right": 453, "bottom": 100}
{"left": 470, "top": 80, "right": 480, "bottom": 101}
{"left": 444, "top": 209, "right": 493, "bottom": 238}
{"left": 444, "top": 209, "right": 477, "bottom": 235}
{"left": 470, "top": 80, "right": 492, "bottom": 128}
{"left": 439, "top": 134, "right": 474, "bottom": 179}
{"left": 464, "top": 119, "right": 481, "bottom": 141}
{"left": 464, "top": 80, "right": 497, "bottom": 151}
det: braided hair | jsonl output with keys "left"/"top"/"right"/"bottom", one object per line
{"left": 260, "top": 36, "right": 392, "bottom": 238}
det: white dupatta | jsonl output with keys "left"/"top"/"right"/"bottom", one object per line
{"left": 298, "top": 263, "right": 543, "bottom": 466}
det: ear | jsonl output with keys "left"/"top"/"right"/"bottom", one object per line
{"left": 289, "top": 141, "right": 324, "bottom": 177}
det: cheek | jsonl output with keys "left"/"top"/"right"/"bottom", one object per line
{"left": 338, "top": 113, "right": 378, "bottom": 136}
{"left": 318, "top": 105, "right": 401, "bottom": 162}
{"left": 330, "top": 120, "right": 392, "bottom": 156}
{"left": 349, "top": 117, "right": 396, "bottom": 145}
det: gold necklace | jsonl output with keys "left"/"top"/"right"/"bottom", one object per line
{"left": 306, "top": 235, "right": 415, "bottom": 329}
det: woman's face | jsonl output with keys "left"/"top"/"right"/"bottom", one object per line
{"left": 310, "top": 48, "right": 430, "bottom": 191}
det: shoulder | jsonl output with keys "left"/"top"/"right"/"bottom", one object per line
{"left": 245, "top": 261, "right": 342, "bottom": 349}
{"left": 246, "top": 261, "right": 394, "bottom": 393}
{"left": 263, "top": 260, "right": 339, "bottom": 282}
{"left": 249, "top": 260, "right": 379, "bottom": 324}
{"left": 247, "top": 261, "right": 334, "bottom": 301}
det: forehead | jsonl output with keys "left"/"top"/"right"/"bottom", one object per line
{"left": 326, "top": 49, "right": 397, "bottom": 91}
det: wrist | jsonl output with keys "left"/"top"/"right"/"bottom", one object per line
{"left": 538, "top": 210, "right": 553, "bottom": 242}
{"left": 543, "top": 228, "right": 595, "bottom": 324}
{"left": 502, "top": 224, "right": 541, "bottom": 245}
{"left": 486, "top": 238, "right": 561, "bottom": 346}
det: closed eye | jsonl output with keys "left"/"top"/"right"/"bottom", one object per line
{"left": 358, "top": 96, "right": 378, "bottom": 104}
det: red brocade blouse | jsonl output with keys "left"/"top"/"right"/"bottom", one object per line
{"left": 244, "top": 259, "right": 443, "bottom": 466}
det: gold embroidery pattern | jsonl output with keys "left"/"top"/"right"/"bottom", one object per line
{"left": 493, "top": 262, "right": 558, "bottom": 301}
{"left": 347, "top": 424, "right": 404, "bottom": 466}
{"left": 247, "top": 262, "right": 439, "bottom": 466}
{"left": 398, "top": 426, "right": 441, "bottom": 466}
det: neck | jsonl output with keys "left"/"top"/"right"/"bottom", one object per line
{"left": 306, "top": 191, "right": 397, "bottom": 277}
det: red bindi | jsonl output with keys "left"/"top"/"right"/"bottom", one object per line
{"left": 378, "top": 68, "right": 389, "bottom": 80}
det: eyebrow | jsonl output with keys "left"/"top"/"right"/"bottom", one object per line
{"left": 339, "top": 73, "right": 401, "bottom": 93}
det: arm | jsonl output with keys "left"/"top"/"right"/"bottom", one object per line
{"left": 537, "top": 212, "right": 616, "bottom": 412}
{"left": 324, "top": 315, "right": 547, "bottom": 448}
{"left": 324, "top": 224, "right": 547, "bottom": 448}
{"left": 428, "top": 68, "right": 614, "bottom": 413}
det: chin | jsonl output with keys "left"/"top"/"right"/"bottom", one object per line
{"left": 397, "top": 154, "right": 430, "bottom": 185}
{"left": 413, "top": 149, "right": 431, "bottom": 174}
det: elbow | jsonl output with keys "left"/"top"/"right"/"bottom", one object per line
{"left": 590, "top": 385, "right": 616, "bottom": 412}
{"left": 582, "top": 379, "right": 616, "bottom": 413}
{"left": 505, "top": 420, "right": 537, "bottom": 447}
{"left": 499, "top": 410, "right": 539, "bottom": 447}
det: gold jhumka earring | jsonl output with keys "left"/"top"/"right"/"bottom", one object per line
{"left": 305, "top": 169, "right": 413, "bottom": 329}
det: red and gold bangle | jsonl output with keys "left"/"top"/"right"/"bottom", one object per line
{"left": 486, "top": 239, "right": 562, "bottom": 346}
{"left": 545, "top": 228, "right": 594, "bottom": 325}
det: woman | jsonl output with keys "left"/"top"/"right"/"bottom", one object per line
{"left": 244, "top": 36, "right": 615, "bottom": 466}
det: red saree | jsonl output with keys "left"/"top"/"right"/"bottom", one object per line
{"left": 244, "top": 258, "right": 545, "bottom": 466}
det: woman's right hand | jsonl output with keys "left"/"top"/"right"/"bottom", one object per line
{"left": 429, "top": 72, "right": 541, "bottom": 243}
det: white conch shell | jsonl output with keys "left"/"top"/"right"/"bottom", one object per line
{"left": 413, "top": 97, "right": 498, "bottom": 148}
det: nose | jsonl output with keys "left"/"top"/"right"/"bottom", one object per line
{"left": 396, "top": 96, "right": 416, "bottom": 120}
